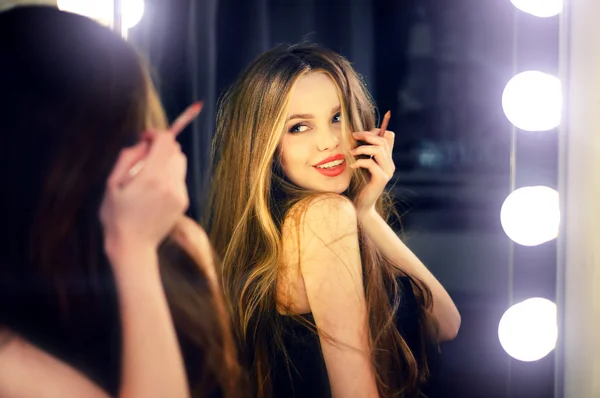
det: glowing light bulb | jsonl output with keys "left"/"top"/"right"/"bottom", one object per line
{"left": 510, "top": 0, "right": 563, "bottom": 18}
{"left": 121, "top": 0, "right": 144, "bottom": 28}
{"left": 500, "top": 186, "right": 560, "bottom": 246}
{"left": 498, "top": 298, "right": 558, "bottom": 362}
{"left": 502, "top": 71, "right": 562, "bottom": 132}
{"left": 58, "top": 0, "right": 144, "bottom": 29}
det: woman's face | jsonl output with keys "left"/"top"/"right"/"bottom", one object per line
{"left": 279, "top": 72, "right": 352, "bottom": 194}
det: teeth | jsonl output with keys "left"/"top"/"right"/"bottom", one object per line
{"left": 316, "top": 159, "right": 344, "bottom": 169}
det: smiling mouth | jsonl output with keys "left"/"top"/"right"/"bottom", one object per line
{"left": 315, "top": 159, "right": 345, "bottom": 169}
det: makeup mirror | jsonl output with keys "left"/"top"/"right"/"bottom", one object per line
{"left": 122, "top": 1, "right": 563, "bottom": 396}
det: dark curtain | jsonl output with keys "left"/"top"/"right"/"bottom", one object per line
{"left": 128, "top": 0, "right": 415, "bottom": 220}
{"left": 129, "top": 0, "right": 219, "bottom": 220}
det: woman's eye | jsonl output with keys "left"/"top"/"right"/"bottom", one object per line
{"left": 332, "top": 112, "right": 341, "bottom": 123}
{"left": 289, "top": 124, "right": 309, "bottom": 133}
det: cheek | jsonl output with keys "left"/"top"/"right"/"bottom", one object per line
{"left": 280, "top": 136, "right": 308, "bottom": 170}
{"left": 279, "top": 143, "right": 299, "bottom": 178}
{"left": 280, "top": 150, "right": 303, "bottom": 176}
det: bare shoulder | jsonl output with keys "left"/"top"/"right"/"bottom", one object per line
{"left": 279, "top": 193, "right": 361, "bottom": 289}
{"left": 285, "top": 193, "right": 358, "bottom": 244}
{"left": 0, "top": 331, "right": 109, "bottom": 398}
{"left": 281, "top": 196, "right": 375, "bottom": 396}
{"left": 0, "top": 327, "right": 12, "bottom": 350}
{"left": 278, "top": 194, "right": 360, "bottom": 312}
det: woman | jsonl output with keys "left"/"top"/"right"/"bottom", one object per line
{"left": 0, "top": 6, "right": 240, "bottom": 398}
{"left": 207, "top": 44, "right": 461, "bottom": 398}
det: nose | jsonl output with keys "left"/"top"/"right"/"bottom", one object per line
{"left": 316, "top": 125, "right": 340, "bottom": 152}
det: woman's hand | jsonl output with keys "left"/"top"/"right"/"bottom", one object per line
{"left": 349, "top": 129, "right": 395, "bottom": 215}
{"left": 100, "top": 132, "right": 189, "bottom": 262}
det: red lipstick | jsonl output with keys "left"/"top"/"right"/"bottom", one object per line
{"left": 314, "top": 154, "right": 345, "bottom": 167}
{"left": 313, "top": 154, "right": 346, "bottom": 177}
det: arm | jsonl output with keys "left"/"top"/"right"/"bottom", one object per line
{"left": 106, "top": 241, "right": 189, "bottom": 398}
{"left": 350, "top": 129, "right": 461, "bottom": 342}
{"left": 100, "top": 133, "right": 191, "bottom": 398}
{"left": 357, "top": 208, "right": 461, "bottom": 341}
{"left": 0, "top": 244, "right": 189, "bottom": 398}
{"left": 0, "top": 245, "right": 189, "bottom": 398}
{"left": 0, "top": 135, "right": 191, "bottom": 398}
{"left": 0, "top": 330, "right": 109, "bottom": 398}
{"left": 298, "top": 195, "right": 379, "bottom": 398}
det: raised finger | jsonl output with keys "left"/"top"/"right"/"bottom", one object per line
{"left": 107, "top": 142, "right": 150, "bottom": 188}
{"left": 382, "top": 130, "right": 395, "bottom": 151}
{"left": 141, "top": 133, "right": 181, "bottom": 175}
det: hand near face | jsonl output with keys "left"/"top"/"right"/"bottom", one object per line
{"left": 100, "top": 132, "right": 189, "bottom": 262}
{"left": 349, "top": 129, "right": 396, "bottom": 214}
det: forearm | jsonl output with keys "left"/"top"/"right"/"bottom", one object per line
{"left": 357, "top": 209, "right": 461, "bottom": 341}
{"left": 108, "top": 245, "right": 189, "bottom": 398}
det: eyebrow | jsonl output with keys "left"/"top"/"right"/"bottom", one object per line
{"left": 287, "top": 105, "right": 341, "bottom": 122}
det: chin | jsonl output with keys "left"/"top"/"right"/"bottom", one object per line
{"left": 312, "top": 179, "right": 351, "bottom": 194}
{"left": 330, "top": 185, "right": 349, "bottom": 194}
{"left": 286, "top": 170, "right": 351, "bottom": 194}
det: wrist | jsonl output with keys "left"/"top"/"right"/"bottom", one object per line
{"left": 356, "top": 206, "right": 379, "bottom": 224}
{"left": 108, "top": 246, "right": 162, "bottom": 285}
{"left": 104, "top": 233, "right": 157, "bottom": 263}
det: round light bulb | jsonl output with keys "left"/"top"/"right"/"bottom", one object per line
{"left": 498, "top": 298, "right": 558, "bottom": 362}
{"left": 500, "top": 186, "right": 560, "bottom": 246}
{"left": 121, "top": 0, "right": 144, "bottom": 29}
{"left": 510, "top": 0, "right": 563, "bottom": 18}
{"left": 502, "top": 71, "right": 562, "bottom": 132}
{"left": 57, "top": 0, "right": 112, "bottom": 25}
{"left": 58, "top": 0, "right": 144, "bottom": 29}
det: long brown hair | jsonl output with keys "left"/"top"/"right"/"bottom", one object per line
{"left": 0, "top": 6, "right": 240, "bottom": 397}
{"left": 208, "top": 43, "right": 435, "bottom": 397}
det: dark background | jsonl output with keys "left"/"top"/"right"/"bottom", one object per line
{"left": 129, "top": 1, "right": 560, "bottom": 396}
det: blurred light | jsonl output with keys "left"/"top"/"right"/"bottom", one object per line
{"left": 498, "top": 298, "right": 558, "bottom": 362}
{"left": 57, "top": 0, "right": 112, "bottom": 25}
{"left": 121, "top": 0, "right": 144, "bottom": 28}
{"left": 416, "top": 141, "right": 445, "bottom": 169}
{"left": 57, "top": 0, "right": 144, "bottom": 29}
{"left": 500, "top": 186, "right": 560, "bottom": 246}
{"left": 502, "top": 71, "right": 562, "bottom": 131}
{"left": 510, "top": 0, "right": 563, "bottom": 18}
